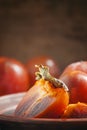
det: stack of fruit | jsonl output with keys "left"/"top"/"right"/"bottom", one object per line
{"left": 0, "top": 55, "right": 87, "bottom": 118}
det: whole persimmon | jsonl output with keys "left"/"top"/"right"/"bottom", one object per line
{"left": 15, "top": 65, "right": 69, "bottom": 118}
{"left": 0, "top": 57, "right": 30, "bottom": 96}
{"left": 26, "top": 55, "right": 60, "bottom": 87}
{"left": 60, "top": 61, "right": 87, "bottom": 103}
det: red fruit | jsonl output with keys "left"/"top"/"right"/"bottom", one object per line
{"left": 60, "top": 64, "right": 87, "bottom": 103}
{"left": 61, "top": 61, "right": 87, "bottom": 77}
{"left": 0, "top": 57, "right": 29, "bottom": 96}
{"left": 15, "top": 65, "right": 69, "bottom": 118}
{"left": 26, "top": 56, "right": 60, "bottom": 86}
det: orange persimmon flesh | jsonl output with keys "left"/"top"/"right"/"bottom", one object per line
{"left": 62, "top": 102, "right": 87, "bottom": 118}
{"left": 15, "top": 65, "right": 69, "bottom": 118}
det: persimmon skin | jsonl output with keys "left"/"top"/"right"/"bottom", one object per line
{"left": 60, "top": 70, "right": 87, "bottom": 103}
{"left": 60, "top": 61, "right": 87, "bottom": 77}
{"left": 63, "top": 102, "right": 87, "bottom": 118}
{"left": 0, "top": 57, "right": 29, "bottom": 96}
{"left": 15, "top": 79, "right": 69, "bottom": 118}
{"left": 60, "top": 61, "right": 87, "bottom": 104}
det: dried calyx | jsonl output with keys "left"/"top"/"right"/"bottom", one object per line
{"left": 35, "top": 64, "right": 69, "bottom": 92}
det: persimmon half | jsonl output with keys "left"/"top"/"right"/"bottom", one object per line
{"left": 15, "top": 65, "right": 69, "bottom": 118}
{"left": 62, "top": 102, "right": 87, "bottom": 118}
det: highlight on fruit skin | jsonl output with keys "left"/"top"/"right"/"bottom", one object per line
{"left": 15, "top": 64, "right": 69, "bottom": 118}
{"left": 62, "top": 102, "right": 87, "bottom": 118}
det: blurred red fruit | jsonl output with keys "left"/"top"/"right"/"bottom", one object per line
{"left": 60, "top": 61, "right": 87, "bottom": 103}
{"left": 0, "top": 57, "right": 29, "bottom": 96}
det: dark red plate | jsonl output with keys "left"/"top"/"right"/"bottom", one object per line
{"left": 0, "top": 92, "right": 87, "bottom": 130}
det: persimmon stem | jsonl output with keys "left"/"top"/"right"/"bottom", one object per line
{"left": 35, "top": 64, "right": 69, "bottom": 92}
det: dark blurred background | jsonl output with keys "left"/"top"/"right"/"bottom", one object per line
{"left": 0, "top": 0, "right": 87, "bottom": 71}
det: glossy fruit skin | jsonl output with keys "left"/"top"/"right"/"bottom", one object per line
{"left": 63, "top": 102, "right": 87, "bottom": 118}
{"left": 26, "top": 56, "right": 60, "bottom": 86}
{"left": 60, "top": 61, "right": 87, "bottom": 77}
{"left": 60, "top": 61, "right": 87, "bottom": 103}
{"left": 15, "top": 79, "right": 69, "bottom": 118}
{"left": 0, "top": 57, "right": 29, "bottom": 96}
{"left": 60, "top": 70, "right": 87, "bottom": 103}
